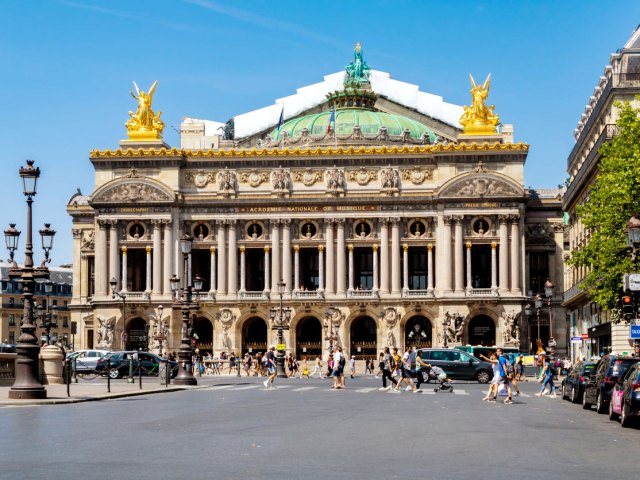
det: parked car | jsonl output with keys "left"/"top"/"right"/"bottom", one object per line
{"left": 95, "top": 351, "right": 178, "bottom": 379}
{"left": 419, "top": 348, "right": 493, "bottom": 383}
{"left": 561, "top": 361, "right": 596, "bottom": 403}
{"left": 582, "top": 354, "right": 640, "bottom": 413}
{"left": 0, "top": 343, "right": 16, "bottom": 353}
{"left": 455, "top": 345, "right": 521, "bottom": 361}
{"left": 66, "top": 349, "right": 109, "bottom": 373}
{"left": 609, "top": 361, "right": 640, "bottom": 427}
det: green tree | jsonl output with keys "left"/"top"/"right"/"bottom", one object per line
{"left": 571, "top": 100, "right": 640, "bottom": 318}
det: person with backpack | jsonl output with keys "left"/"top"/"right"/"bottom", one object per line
{"left": 263, "top": 345, "right": 277, "bottom": 389}
{"left": 331, "top": 346, "right": 345, "bottom": 389}
{"left": 535, "top": 357, "right": 557, "bottom": 398}
{"left": 378, "top": 347, "right": 398, "bottom": 391}
{"left": 496, "top": 348, "right": 514, "bottom": 404}
{"left": 393, "top": 346, "right": 417, "bottom": 393}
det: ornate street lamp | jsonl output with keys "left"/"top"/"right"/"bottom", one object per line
{"left": 171, "top": 232, "right": 201, "bottom": 385}
{"left": 154, "top": 304, "right": 166, "bottom": 357}
{"left": 269, "top": 280, "right": 290, "bottom": 378}
{"left": 544, "top": 279, "right": 556, "bottom": 362}
{"left": 534, "top": 292, "right": 543, "bottom": 346}
{"left": 110, "top": 277, "right": 127, "bottom": 349}
{"left": 4, "top": 159, "right": 55, "bottom": 399}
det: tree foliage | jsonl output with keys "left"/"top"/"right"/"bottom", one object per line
{"left": 571, "top": 100, "right": 640, "bottom": 314}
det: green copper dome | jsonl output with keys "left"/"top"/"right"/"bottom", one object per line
{"left": 270, "top": 109, "right": 437, "bottom": 142}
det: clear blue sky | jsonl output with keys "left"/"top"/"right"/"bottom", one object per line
{"left": 1, "top": 0, "right": 639, "bottom": 264}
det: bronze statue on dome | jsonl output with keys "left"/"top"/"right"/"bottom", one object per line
{"left": 345, "top": 42, "right": 371, "bottom": 87}
{"left": 459, "top": 74, "right": 500, "bottom": 135}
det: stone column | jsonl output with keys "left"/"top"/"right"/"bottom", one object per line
{"left": 491, "top": 242, "right": 498, "bottom": 291}
{"left": 498, "top": 215, "right": 509, "bottom": 294}
{"left": 325, "top": 220, "right": 335, "bottom": 295}
{"left": 239, "top": 246, "right": 246, "bottom": 292}
{"left": 442, "top": 215, "right": 453, "bottom": 293}
{"left": 282, "top": 219, "right": 292, "bottom": 293}
{"left": 209, "top": 246, "right": 216, "bottom": 294}
{"left": 466, "top": 242, "right": 472, "bottom": 291}
{"left": 348, "top": 244, "right": 354, "bottom": 292}
{"left": 454, "top": 216, "right": 464, "bottom": 293}
{"left": 372, "top": 244, "right": 379, "bottom": 291}
{"left": 380, "top": 219, "right": 390, "bottom": 294}
{"left": 228, "top": 220, "right": 238, "bottom": 295}
{"left": 318, "top": 245, "right": 325, "bottom": 291}
{"left": 120, "top": 246, "right": 128, "bottom": 292}
{"left": 152, "top": 220, "right": 162, "bottom": 295}
{"left": 264, "top": 246, "right": 271, "bottom": 291}
{"left": 336, "top": 219, "right": 346, "bottom": 295}
{"left": 391, "top": 218, "right": 401, "bottom": 294}
{"left": 72, "top": 230, "right": 82, "bottom": 299}
{"left": 271, "top": 220, "right": 281, "bottom": 289}
{"left": 402, "top": 244, "right": 409, "bottom": 292}
{"left": 217, "top": 221, "right": 227, "bottom": 296}
{"left": 108, "top": 220, "right": 119, "bottom": 290}
{"left": 95, "top": 220, "right": 108, "bottom": 296}
{"left": 293, "top": 245, "right": 300, "bottom": 291}
{"left": 427, "top": 245, "right": 434, "bottom": 293}
{"left": 162, "top": 220, "right": 173, "bottom": 295}
{"left": 145, "top": 246, "right": 152, "bottom": 292}
{"left": 510, "top": 215, "right": 521, "bottom": 294}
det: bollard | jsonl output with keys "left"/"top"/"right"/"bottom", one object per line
{"left": 237, "top": 360, "right": 241, "bottom": 377}
{"left": 139, "top": 359, "right": 142, "bottom": 390}
{"left": 73, "top": 357, "right": 78, "bottom": 383}
{"left": 127, "top": 355, "right": 134, "bottom": 384}
{"left": 166, "top": 360, "right": 170, "bottom": 387}
{"left": 66, "top": 360, "right": 71, "bottom": 397}
{"left": 107, "top": 358, "right": 111, "bottom": 393}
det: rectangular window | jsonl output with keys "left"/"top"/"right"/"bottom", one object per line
{"left": 63, "top": 317, "right": 69, "bottom": 328}
{"left": 8, "top": 314, "right": 15, "bottom": 326}
{"left": 88, "top": 256, "right": 95, "bottom": 297}
{"left": 8, "top": 331, "right": 15, "bottom": 344}
{"left": 529, "top": 252, "right": 549, "bottom": 294}
{"left": 53, "top": 300, "right": 58, "bottom": 307}
{"left": 8, "top": 297, "right": 14, "bottom": 305}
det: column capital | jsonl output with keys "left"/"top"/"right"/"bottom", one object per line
{"left": 334, "top": 218, "right": 346, "bottom": 225}
{"left": 443, "top": 215, "right": 453, "bottom": 225}
{"left": 146, "top": 246, "right": 152, "bottom": 253}
{"left": 318, "top": 244, "right": 325, "bottom": 252}
{"left": 150, "top": 219, "right": 163, "bottom": 226}
{"left": 498, "top": 214, "right": 510, "bottom": 223}
{"left": 466, "top": 242, "right": 472, "bottom": 249}
{"left": 390, "top": 217, "right": 401, "bottom": 226}
{"left": 509, "top": 214, "right": 520, "bottom": 222}
{"left": 379, "top": 217, "right": 391, "bottom": 226}
{"left": 427, "top": 244, "right": 433, "bottom": 252}
{"left": 210, "top": 246, "right": 216, "bottom": 253}
{"left": 121, "top": 246, "right": 127, "bottom": 253}
{"left": 264, "top": 246, "right": 270, "bottom": 253}
{"left": 161, "top": 219, "right": 172, "bottom": 226}
{"left": 270, "top": 218, "right": 281, "bottom": 226}
{"left": 97, "top": 219, "right": 109, "bottom": 228}
{"left": 403, "top": 243, "right": 409, "bottom": 252}
{"left": 293, "top": 244, "right": 300, "bottom": 252}
{"left": 348, "top": 244, "right": 354, "bottom": 251}
{"left": 281, "top": 219, "right": 291, "bottom": 226}
{"left": 491, "top": 242, "right": 497, "bottom": 249}
{"left": 553, "top": 223, "right": 565, "bottom": 233}
{"left": 216, "top": 219, "right": 226, "bottom": 226}
{"left": 239, "top": 246, "right": 245, "bottom": 253}
{"left": 227, "top": 219, "right": 238, "bottom": 227}
{"left": 453, "top": 215, "right": 465, "bottom": 223}
{"left": 372, "top": 244, "right": 378, "bottom": 252}
{"left": 107, "top": 219, "right": 118, "bottom": 226}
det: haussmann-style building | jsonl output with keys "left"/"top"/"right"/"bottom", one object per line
{"left": 67, "top": 45, "right": 566, "bottom": 361}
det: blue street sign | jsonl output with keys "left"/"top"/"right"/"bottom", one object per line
{"left": 630, "top": 325, "right": 640, "bottom": 339}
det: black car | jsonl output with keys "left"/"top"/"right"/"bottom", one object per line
{"left": 95, "top": 351, "right": 179, "bottom": 379}
{"left": 582, "top": 354, "right": 640, "bottom": 413}
{"left": 561, "top": 361, "right": 596, "bottom": 403}
{"left": 419, "top": 348, "right": 492, "bottom": 383}
{"left": 609, "top": 361, "right": 640, "bottom": 427}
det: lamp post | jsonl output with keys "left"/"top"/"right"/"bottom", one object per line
{"left": 36, "top": 297, "right": 58, "bottom": 346}
{"left": 153, "top": 304, "right": 166, "bottom": 357}
{"left": 544, "top": 279, "right": 556, "bottom": 362}
{"left": 110, "top": 277, "right": 127, "bottom": 349}
{"left": 269, "top": 280, "right": 290, "bottom": 378}
{"left": 625, "top": 216, "right": 640, "bottom": 354}
{"left": 4, "top": 159, "right": 56, "bottom": 399}
{"left": 170, "top": 232, "right": 202, "bottom": 386}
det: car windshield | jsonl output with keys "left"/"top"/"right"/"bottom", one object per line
{"left": 583, "top": 364, "right": 595, "bottom": 374}
{"left": 610, "top": 359, "right": 638, "bottom": 377}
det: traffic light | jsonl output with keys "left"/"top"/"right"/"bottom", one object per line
{"left": 621, "top": 294, "right": 635, "bottom": 321}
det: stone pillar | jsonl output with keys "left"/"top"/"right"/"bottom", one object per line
{"left": 72, "top": 230, "right": 82, "bottom": 299}
{"left": 491, "top": 242, "right": 498, "bottom": 291}
{"left": 95, "top": 220, "right": 108, "bottom": 296}
{"left": 163, "top": 220, "right": 173, "bottom": 295}
{"left": 152, "top": 221, "right": 162, "bottom": 295}
{"left": 372, "top": 244, "right": 379, "bottom": 291}
{"left": 402, "top": 244, "right": 409, "bottom": 292}
{"left": 454, "top": 216, "right": 464, "bottom": 293}
{"left": 427, "top": 245, "right": 434, "bottom": 292}
{"left": 442, "top": 215, "right": 453, "bottom": 293}
{"left": 380, "top": 219, "right": 390, "bottom": 294}
{"left": 391, "top": 218, "right": 401, "bottom": 294}
{"left": 264, "top": 246, "right": 271, "bottom": 291}
{"left": 325, "top": 220, "right": 335, "bottom": 295}
{"left": 209, "top": 246, "right": 216, "bottom": 294}
{"left": 348, "top": 244, "right": 354, "bottom": 292}
{"left": 239, "top": 246, "right": 246, "bottom": 292}
{"left": 466, "top": 242, "right": 472, "bottom": 291}
{"left": 499, "top": 215, "right": 509, "bottom": 293}
{"left": 227, "top": 221, "right": 237, "bottom": 295}
{"left": 318, "top": 245, "right": 325, "bottom": 291}
{"left": 293, "top": 245, "right": 300, "bottom": 291}
{"left": 282, "top": 219, "right": 292, "bottom": 293}
{"left": 108, "top": 220, "right": 119, "bottom": 290}
{"left": 510, "top": 215, "right": 521, "bottom": 294}
{"left": 271, "top": 220, "right": 281, "bottom": 289}
{"left": 120, "top": 246, "right": 128, "bottom": 292}
{"left": 336, "top": 219, "right": 346, "bottom": 295}
{"left": 217, "top": 221, "right": 227, "bottom": 296}
{"left": 145, "top": 246, "right": 152, "bottom": 292}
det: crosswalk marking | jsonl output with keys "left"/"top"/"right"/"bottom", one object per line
{"left": 453, "top": 389, "right": 469, "bottom": 395}
{"left": 208, "top": 385, "right": 234, "bottom": 390}
{"left": 355, "top": 388, "right": 377, "bottom": 393}
{"left": 232, "top": 385, "right": 262, "bottom": 390}
{"left": 291, "top": 386, "right": 317, "bottom": 392}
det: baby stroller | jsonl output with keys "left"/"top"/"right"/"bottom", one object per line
{"left": 425, "top": 366, "right": 453, "bottom": 393}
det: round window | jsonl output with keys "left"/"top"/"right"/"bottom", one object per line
{"left": 409, "top": 221, "right": 425, "bottom": 237}
{"left": 129, "top": 223, "right": 144, "bottom": 238}
{"left": 301, "top": 222, "right": 317, "bottom": 238}
{"left": 473, "top": 219, "right": 489, "bottom": 235}
{"left": 248, "top": 223, "right": 263, "bottom": 239}
{"left": 194, "top": 224, "right": 209, "bottom": 239}
{"left": 355, "top": 221, "right": 371, "bottom": 238}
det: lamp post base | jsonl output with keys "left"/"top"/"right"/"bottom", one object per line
{"left": 8, "top": 344, "right": 47, "bottom": 399}
{"left": 174, "top": 346, "right": 197, "bottom": 386}
{"left": 276, "top": 352, "right": 287, "bottom": 378}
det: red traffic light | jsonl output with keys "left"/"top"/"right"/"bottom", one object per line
{"left": 622, "top": 296, "right": 633, "bottom": 304}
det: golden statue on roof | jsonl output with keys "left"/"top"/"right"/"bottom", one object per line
{"left": 125, "top": 80, "right": 165, "bottom": 141}
{"left": 459, "top": 74, "right": 500, "bottom": 135}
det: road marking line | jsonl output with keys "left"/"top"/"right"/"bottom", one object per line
{"left": 273, "top": 385, "right": 290, "bottom": 389}
{"left": 453, "top": 389, "right": 469, "bottom": 395}
{"left": 292, "top": 386, "right": 317, "bottom": 392}
{"left": 232, "top": 385, "right": 262, "bottom": 390}
{"left": 208, "top": 385, "right": 234, "bottom": 390}
{"left": 355, "top": 388, "right": 378, "bottom": 393}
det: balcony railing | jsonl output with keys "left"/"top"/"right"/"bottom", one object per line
{"left": 292, "top": 290, "right": 324, "bottom": 300}
{"left": 402, "top": 289, "right": 434, "bottom": 298}
{"left": 466, "top": 288, "right": 497, "bottom": 297}
{"left": 347, "top": 289, "right": 379, "bottom": 299}
{"left": 563, "top": 282, "right": 585, "bottom": 304}
{"left": 238, "top": 291, "right": 270, "bottom": 301}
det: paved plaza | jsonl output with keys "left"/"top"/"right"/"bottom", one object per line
{"left": 1, "top": 376, "right": 638, "bottom": 479}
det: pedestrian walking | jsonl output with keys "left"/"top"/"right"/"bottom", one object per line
{"left": 331, "top": 347, "right": 344, "bottom": 389}
{"left": 243, "top": 353, "right": 252, "bottom": 377}
{"left": 414, "top": 349, "right": 430, "bottom": 392}
{"left": 378, "top": 347, "right": 398, "bottom": 391}
{"left": 393, "top": 347, "right": 417, "bottom": 393}
{"left": 301, "top": 356, "right": 309, "bottom": 378}
{"left": 479, "top": 352, "right": 501, "bottom": 401}
{"left": 375, "top": 352, "right": 384, "bottom": 378}
{"left": 516, "top": 354, "right": 526, "bottom": 381}
{"left": 263, "top": 345, "right": 277, "bottom": 389}
{"left": 349, "top": 355, "right": 356, "bottom": 378}
{"left": 310, "top": 356, "right": 324, "bottom": 378}
{"left": 535, "top": 357, "right": 557, "bottom": 398}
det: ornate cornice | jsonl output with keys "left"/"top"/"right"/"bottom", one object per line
{"left": 89, "top": 142, "right": 529, "bottom": 159}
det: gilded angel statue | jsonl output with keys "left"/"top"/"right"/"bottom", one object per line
{"left": 459, "top": 74, "right": 500, "bottom": 134}
{"left": 125, "top": 80, "right": 165, "bottom": 137}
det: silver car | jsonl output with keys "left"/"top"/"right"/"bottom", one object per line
{"left": 67, "top": 349, "right": 109, "bottom": 373}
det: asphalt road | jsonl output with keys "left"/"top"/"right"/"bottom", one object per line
{"left": 1, "top": 376, "right": 638, "bottom": 480}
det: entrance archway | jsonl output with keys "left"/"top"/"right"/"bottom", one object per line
{"left": 193, "top": 317, "right": 213, "bottom": 354}
{"left": 295, "top": 317, "right": 322, "bottom": 359}
{"left": 126, "top": 317, "right": 148, "bottom": 351}
{"left": 242, "top": 317, "right": 267, "bottom": 356}
{"left": 468, "top": 315, "right": 496, "bottom": 346}
{"left": 405, "top": 316, "right": 432, "bottom": 348}
{"left": 350, "top": 316, "right": 377, "bottom": 359}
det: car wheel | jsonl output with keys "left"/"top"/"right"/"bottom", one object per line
{"left": 562, "top": 382, "right": 567, "bottom": 400}
{"left": 109, "top": 368, "right": 120, "bottom": 379}
{"left": 582, "top": 390, "right": 591, "bottom": 410}
{"left": 421, "top": 371, "right": 430, "bottom": 384}
{"left": 609, "top": 399, "right": 619, "bottom": 421}
{"left": 596, "top": 392, "right": 606, "bottom": 414}
{"left": 570, "top": 385, "right": 578, "bottom": 404}
{"left": 621, "top": 403, "right": 632, "bottom": 428}
{"left": 476, "top": 370, "right": 491, "bottom": 384}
